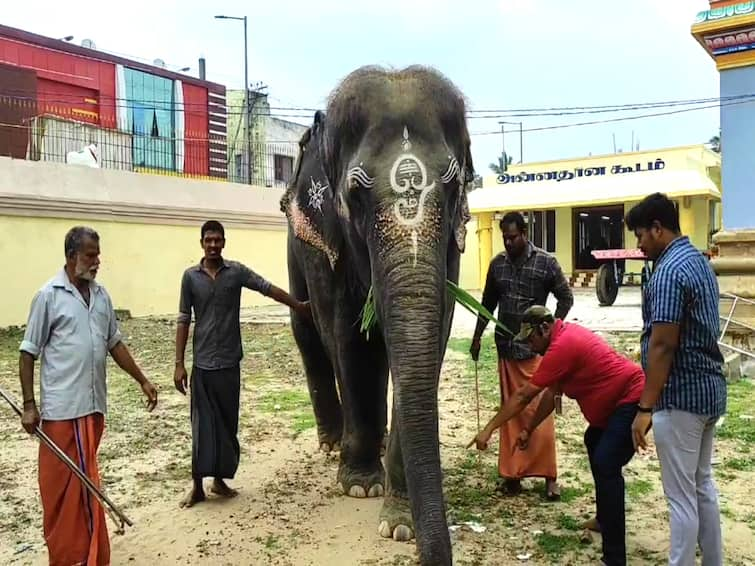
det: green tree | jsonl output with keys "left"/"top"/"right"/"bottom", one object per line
{"left": 708, "top": 132, "right": 721, "bottom": 153}
{"left": 489, "top": 153, "right": 513, "bottom": 175}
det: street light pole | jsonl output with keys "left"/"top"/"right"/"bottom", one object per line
{"left": 518, "top": 121, "right": 523, "bottom": 163}
{"left": 498, "top": 120, "right": 524, "bottom": 165}
{"left": 215, "top": 15, "right": 251, "bottom": 184}
{"left": 243, "top": 16, "right": 250, "bottom": 185}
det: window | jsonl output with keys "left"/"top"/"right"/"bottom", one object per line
{"left": 234, "top": 153, "right": 244, "bottom": 183}
{"left": 521, "top": 209, "right": 556, "bottom": 253}
{"left": 274, "top": 154, "right": 294, "bottom": 185}
{"left": 125, "top": 68, "right": 175, "bottom": 170}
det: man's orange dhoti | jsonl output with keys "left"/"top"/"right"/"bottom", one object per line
{"left": 38, "top": 414, "right": 109, "bottom": 566}
{"left": 497, "top": 357, "right": 557, "bottom": 480}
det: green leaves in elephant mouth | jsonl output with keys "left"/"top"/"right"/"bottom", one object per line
{"left": 359, "top": 286, "right": 377, "bottom": 339}
{"left": 359, "top": 281, "right": 513, "bottom": 338}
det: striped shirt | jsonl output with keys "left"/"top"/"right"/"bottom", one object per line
{"left": 641, "top": 236, "right": 726, "bottom": 416}
{"left": 481, "top": 242, "right": 573, "bottom": 360}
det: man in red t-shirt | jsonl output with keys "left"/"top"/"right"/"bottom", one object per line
{"left": 469, "top": 305, "right": 645, "bottom": 566}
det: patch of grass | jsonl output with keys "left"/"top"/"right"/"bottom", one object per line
{"left": 626, "top": 479, "right": 654, "bottom": 498}
{"left": 559, "top": 483, "right": 591, "bottom": 503}
{"left": 259, "top": 389, "right": 311, "bottom": 413}
{"left": 717, "top": 381, "right": 755, "bottom": 443}
{"left": 0, "top": 326, "right": 24, "bottom": 353}
{"left": 557, "top": 513, "right": 582, "bottom": 531}
{"left": 292, "top": 412, "right": 316, "bottom": 435}
{"left": 724, "top": 456, "right": 755, "bottom": 472}
{"left": 444, "top": 454, "right": 497, "bottom": 523}
{"left": 134, "top": 459, "right": 191, "bottom": 483}
{"left": 720, "top": 505, "right": 736, "bottom": 520}
{"left": 263, "top": 534, "right": 279, "bottom": 551}
{"left": 536, "top": 532, "right": 582, "bottom": 559}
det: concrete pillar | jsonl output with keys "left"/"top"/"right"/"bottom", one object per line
{"left": 692, "top": 2, "right": 755, "bottom": 341}
{"left": 677, "top": 197, "right": 696, "bottom": 242}
{"left": 477, "top": 212, "right": 493, "bottom": 290}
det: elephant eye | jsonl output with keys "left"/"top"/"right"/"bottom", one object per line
{"left": 440, "top": 156, "right": 462, "bottom": 185}
{"left": 346, "top": 164, "right": 375, "bottom": 190}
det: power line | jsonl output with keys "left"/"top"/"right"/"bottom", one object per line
{"left": 469, "top": 96, "right": 753, "bottom": 137}
{"left": 466, "top": 97, "right": 743, "bottom": 119}
{"left": 465, "top": 95, "right": 733, "bottom": 115}
{"left": 2, "top": 89, "right": 749, "bottom": 115}
{"left": 0, "top": 90, "right": 741, "bottom": 136}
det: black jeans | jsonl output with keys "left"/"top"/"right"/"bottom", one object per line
{"left": 584, "top": 403, "right": 638, "bottom": 566}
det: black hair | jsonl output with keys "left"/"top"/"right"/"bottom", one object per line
{"left": 64, "top": 226, "right": 99, "bottom": 259}
{"left": 201, "top": 220, "right": 225, "bottom": 239}
{"left": 625, "top": 193, "right": 680, "bottom": 233}
{"left": 499, "top": 211, "right": 526, "bottom": 233}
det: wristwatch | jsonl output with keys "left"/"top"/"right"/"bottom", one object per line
{"left": 637, "top": 406, "right": 653, "bottom": 414}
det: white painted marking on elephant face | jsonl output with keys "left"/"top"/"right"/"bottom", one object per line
{"left": 441, "top": 155, "right": 461, "bottom": 184}
{"left": 307, "top": 177, "right": 328, "bottom": 212}
{"left": 390, "top": 127, "right": 435, "bottom": 228}
{"left": 401, "top": 126, "right": 412, "bottom": 152}
{"left": 346, "top": 162, "right": 375, "bottom": 189}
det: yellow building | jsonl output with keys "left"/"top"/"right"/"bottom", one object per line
{"left": 466, "top": 145, "right": 722, "bottom": 289}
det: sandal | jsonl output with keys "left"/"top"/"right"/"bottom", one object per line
{"left": 545, "top": 479, "right": 561, "bottom": 501}
{"left": 496, "top": 478, "right": 522, "bottom": 495}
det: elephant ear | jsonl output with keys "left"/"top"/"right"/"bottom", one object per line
{"left": 282, "top": 111, "right": 342, "bottom": 270}
{"left": 453, "top": 143, "right": 474, "bottom": 253}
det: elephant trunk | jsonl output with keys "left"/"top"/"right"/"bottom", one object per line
{"left": 377, "top": 254, "right": 451, "bottom": 565}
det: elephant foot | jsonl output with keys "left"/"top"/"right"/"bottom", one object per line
{"left": 378, "top": 495, "right": 414, "bottom": 542}
{"left": 338, "top": 463, "right": 385, "bottom": 498}
{"left": 318, "top": 429, "right": 342, "bottom": 453}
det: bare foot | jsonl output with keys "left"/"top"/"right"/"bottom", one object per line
{"left": 179, "top": 484, "right": 205, "bottom": 508}
{"left": 583, "top": 517, "right": 601, "bottom": 532}
{"left": 210, "top": 479, "right": 238, "bottom": 499}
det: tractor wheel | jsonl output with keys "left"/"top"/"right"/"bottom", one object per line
{"left": 596, "top": 263, "right": 619, "bottom": 306}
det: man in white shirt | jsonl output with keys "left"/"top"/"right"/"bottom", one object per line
{"left": 19, "top": 225, "right": 158, "bottom": 566}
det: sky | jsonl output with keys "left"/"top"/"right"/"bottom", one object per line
{"left": 3, "top": 0, "right": 720, "bottom": 173}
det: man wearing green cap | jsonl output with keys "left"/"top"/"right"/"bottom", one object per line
{"left": 469, "top": 305, "right": 645, "bottom": 566}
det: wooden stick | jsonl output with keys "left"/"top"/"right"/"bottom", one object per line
{"left": 0, "top": 386, "right": 133, "bottom": 533}
{"left": 474, "top": 360, "right": 481, "bottom": 433}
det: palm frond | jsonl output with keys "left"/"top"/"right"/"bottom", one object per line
{"left": 446, "top": 280, "right": 514, "bottom": 336}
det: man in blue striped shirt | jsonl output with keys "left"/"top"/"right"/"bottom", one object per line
{"left": 626, "top": 193, "right": 726, "bottom": 566}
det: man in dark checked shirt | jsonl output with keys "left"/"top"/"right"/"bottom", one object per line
{"left": 470, "top": 211, "right": 573, "bottom": 499}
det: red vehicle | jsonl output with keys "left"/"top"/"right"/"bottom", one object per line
{"left": 590, "top": 249, "right": 652, "bottom": 306}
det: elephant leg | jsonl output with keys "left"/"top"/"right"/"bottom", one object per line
{"left": 289, "top": 254, "right": 342, "bottom": 452}
{"left": 334, "top": 329, "right": 388, "bottom": 498}
{"left": 378, "top": 399, "right": 414, "bottom": 541}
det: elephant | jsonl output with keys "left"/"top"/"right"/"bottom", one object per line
{"left": 280, "top": 65, "right": 473, "bottom": 565}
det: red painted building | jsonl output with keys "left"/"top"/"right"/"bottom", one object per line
{"left": 0, "top": 24, "right": 227, "bottom": 178}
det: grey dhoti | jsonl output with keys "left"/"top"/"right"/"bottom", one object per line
{"left": 190, "top": 365, "right": 241, "bottom": 479}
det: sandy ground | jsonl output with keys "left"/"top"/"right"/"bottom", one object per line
{"left": 1, "top": 290, "right": 754, "bottom": 565}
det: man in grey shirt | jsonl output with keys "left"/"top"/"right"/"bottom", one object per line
{"left": 19, "top": 226, "right": 157, "bottom": 565}
{"left": 175, "top": 220, "right": 310, "bottom": 508}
